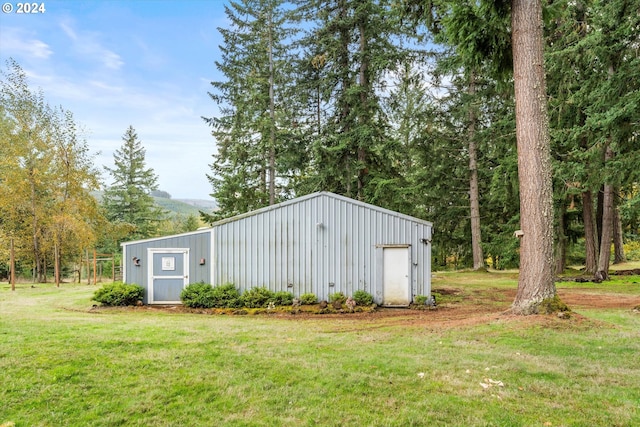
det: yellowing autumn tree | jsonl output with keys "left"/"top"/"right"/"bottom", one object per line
{"left": 0, "top": 59, "right": 103, "bottom": 282}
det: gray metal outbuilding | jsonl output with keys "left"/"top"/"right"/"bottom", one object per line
{"left": 122, "top": 191, "right": 433, "bottom": 306}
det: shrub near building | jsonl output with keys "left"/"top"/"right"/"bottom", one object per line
{"left": 181, "top": 283, "right": 242, "bottom": 308}
{"left": 93, "top": 282, "right": 145, "bottom": 306}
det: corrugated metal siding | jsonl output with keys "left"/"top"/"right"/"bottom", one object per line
{"left": 122, "top": 230, "right": 212, "bottom": 303}
{"left": 211, "top": 192, "right": 432, "bottom": 304}
{"left": 122, "top": 192, "right": 431, "bottom": 305}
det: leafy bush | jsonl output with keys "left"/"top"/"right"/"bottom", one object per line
{"left": 271, "top": 291, "right": 294, "bottom": 306}
{"left": 625, "top": 240, "right": 640, "bottom": 261}
{"left": 93, "top": 282, "right": 144, "bottom": 306}
{"left": 353, "top": 290, "right": 374, "bottom": 306}
{"left": 329, "top": 291, "right": 346, "bottom": 304}
{"left": 299, "top": 293, "right": 317, "bottom": 305}
{"left": 181, "top": 282, "right": 215, "bottom": 308}
{"left": 241, "top": 287, "right": 274, "bottom": 308}
{"left": 211, "top": 283, "right": 242, "bottom": 308}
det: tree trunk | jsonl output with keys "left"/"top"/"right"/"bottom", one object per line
{"left": 613, "top": 199, "right": 626, "bottom": 264}
{"left": 54, "top": 242, "right": 60, "bottom": 287}
{"left": 596, "top": 146, "right": 614, "bottom": 280}
{"left": 510, "top": 0, "right": 556, "bottom": 314}
{"left": 555, "top": 199, "right": 567, "bottom": 275}
{"left": 596, "top": 185, "right": 604, "bottom": 246}
{"left": 468, "top": 72, "right": 484, "bottom": 270}
{"left": 10, "top": 238, "right": 15, "bottom": 291}
{"left": 582, "top": 190, "right": 598, "bottom": 274}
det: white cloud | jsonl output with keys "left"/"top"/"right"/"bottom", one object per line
{"left": 59, "top": 19, "right": 124, "bottom": 70}
{"left": 0, "top": 27, "right": 53, "bottom": 59}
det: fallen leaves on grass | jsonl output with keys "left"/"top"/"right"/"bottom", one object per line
{"left": 480, "top": 378, "right": 504, "bottom": 390}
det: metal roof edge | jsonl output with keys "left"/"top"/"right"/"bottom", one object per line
{"left": 121, "top": 227, "right": 213, "bottom": 247}
{"left": 208, "top": 191, "right": 325, "bottom": 227}
{"left": 316, "top": 191, "right": 434, "bottom": 228}
{"left": 210, "top": 191, "right": 433, "bottom": 228}
{"left": 121, "top": 192, "right": 433, "bottom": 246}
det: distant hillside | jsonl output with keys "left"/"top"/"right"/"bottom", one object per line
{"left": 175, "top": 198, "right": 218, "bottom": 210}
{"left": 92, "top": 191, "right": 217, "bottom": 217}
{"left": 154, "top": 197, "right": 211, "bottom": 217}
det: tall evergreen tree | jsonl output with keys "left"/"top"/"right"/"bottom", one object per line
{"left": 404, "top": 1, "right": 557, "bottom": 311}
{"left": 295, "top": 0, "right": 416, "bottom": 207}
{"left": 407, "top": 0, "right": 514, "bottom": 271}
{"left": 546, "top": 0, "right": 640, "bottom": 278}
{"left": 204, "top": 0, "right": 298, "bottom": 221}
{"left": 102, "top": 126, "right": 164, "bottom": 240}
{"left": 509, "top": 0, "right": 557, "bottom": 313}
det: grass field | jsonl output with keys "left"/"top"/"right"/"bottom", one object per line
{"left": 1, "top": 267, "right": 639, "bottom": 426}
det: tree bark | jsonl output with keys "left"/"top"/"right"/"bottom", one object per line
{"left": 54, "top": 242, "right": 60, "bottom": 287}
{"left": 10, "top": 238, "right": 16, "bottom": 291}
{"left": 613, "top": 197, "right": 626, "bottom": 264}
{"left": 596, "top": 186, "right": 604, "bottom": 246}
{"left": 582, "top": 190, "right": 598, "bottom": 274}
{"left": 510, "top": 0, "right": 556, "bottom": 314}
{"left": 596, "top": 146, "right": 614, "bottom": 280}
{"left": 468, "top": 72, "right": 484, "bottom": 271}
{"left": 555, "top": 199, "right": 567, "bottom": 275}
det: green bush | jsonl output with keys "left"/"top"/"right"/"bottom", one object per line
{"left": 299, "top": 293, "right": 317, "bottom": 305}
{"left": 241, "top": 287, "right": 274, "bottom": 308}
{"left": 271, "top": 291, "right": 294, "bottom": 306}
{"left": 211, "top": 283, "right": 242, "bottom": 308}
{"left": 625, "top": 240, "right": 640, "bottom": 261}
{"left": 181, "top": 282, "right": 215, "bottom": 308}
{"left": 93, "top": 282, "right": 144, "bottom": 306}
{"left": 329, "top": 291, "right": 346, "bottom": 304}
{"left": 353, "top": 290, "right": 374, "bottom": 306}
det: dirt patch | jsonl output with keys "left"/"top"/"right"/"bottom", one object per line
{"left": 96, "top": 286, "right": 640, "bottom": 330}
{"left": 557, "top": 289, "right": 640, "bottom": 309}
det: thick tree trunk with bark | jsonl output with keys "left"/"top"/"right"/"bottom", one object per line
{"left": 597, "top": 146, "right": 614, "bottom": 280}
{"left": 468, "top": 72, "right": 484, "bottom": 271}
{"left": 510, "top": 0, "right": 557, "bottom": 314}
{"left": 582, "top": 190, "right": 598, "bottom": 274}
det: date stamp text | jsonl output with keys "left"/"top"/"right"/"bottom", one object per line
{"left": 2, "top": 2, "right": 46, "bottom": 14}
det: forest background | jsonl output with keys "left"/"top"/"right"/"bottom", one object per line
{"left": 1, "top": 0, "right": 638, "bottom": 285}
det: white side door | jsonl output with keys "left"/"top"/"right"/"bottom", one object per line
{"left": 148, "top": 249, "right": 189, "bottom": 304}
{"left": 382, "top": 246, "right": 410, "bottom": 306}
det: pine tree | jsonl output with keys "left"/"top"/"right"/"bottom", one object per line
{"left": 102, "top": 126, "right": 165, "bottom": 240}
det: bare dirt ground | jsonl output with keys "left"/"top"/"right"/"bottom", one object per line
{"left": 134, "top": 284, "right": 640, "bottom": 330}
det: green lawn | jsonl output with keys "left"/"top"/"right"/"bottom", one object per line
{"left": 1, "top": 270, "right": 639, "bottom": 427}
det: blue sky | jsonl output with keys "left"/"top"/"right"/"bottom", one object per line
{"left": 0, "top": 0, "right": 229, "bottom": 199}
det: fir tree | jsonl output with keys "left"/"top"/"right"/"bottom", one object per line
{"left": 296, "top": 0, "right": 417, "bottom": 206}
{"left": 102, "top": 126, "right": 165, "bottom": 240}
{"left": 204, "top": 0, "right": 299, "bottom": 221}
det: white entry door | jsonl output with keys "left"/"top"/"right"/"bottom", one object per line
{"left": 148, "top": 249, "right": 189, "bottom": 304}
{"left": 382, "top": 246, "right": 410, "bottom": 306}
